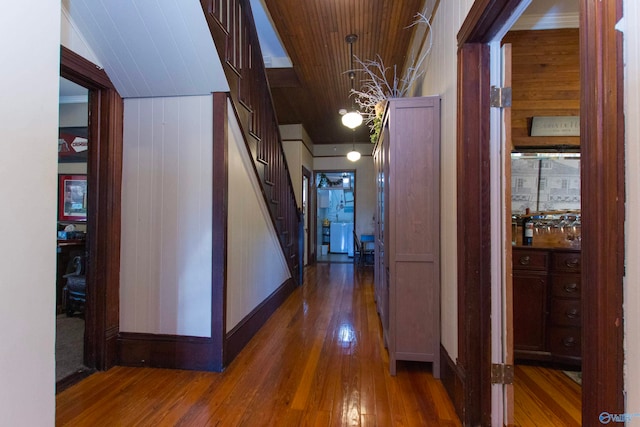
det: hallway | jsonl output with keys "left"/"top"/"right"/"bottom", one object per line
{"left": 56, "top": 263, "right": 460, "bottom": 426}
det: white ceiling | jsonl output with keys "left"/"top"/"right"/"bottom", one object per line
{"left": 63, "top": 0, "right": 228, "bottom": 98}
{"left": 514, "top": 0, "right": 580, "bottom": 30}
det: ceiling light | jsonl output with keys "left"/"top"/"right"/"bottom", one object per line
{"left": 342, "top": 111, "right": 363, "bottom": 129}
{"left": 347, "top": 149, "right": 361, "bottom": 162}
{"left": 341, "top": 34, "right": 362, "bottom": 130}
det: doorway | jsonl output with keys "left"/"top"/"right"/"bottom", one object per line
{"left": 503, "top": 21, "right": 583, "bottom": 426}
{"left": 456, "top": 0, "right": 624, "bottom": 425}
{"left": 302, "top": 167, "right": 312, "bottom": 265}
{"left": 315, "top": 170, "right": 356, "bottom": 263}
{"left": 56, "top": 77, "right": 90, "bottom": 385}
{"left": 58, "top": 46, "right": 124, "bottom": 382}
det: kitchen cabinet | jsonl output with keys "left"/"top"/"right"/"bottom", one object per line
{"left": 373, "top": 96, "right": 441, "bottom": 377}
{"left": 513, "top": 247, "right": 581, "bottom": 366}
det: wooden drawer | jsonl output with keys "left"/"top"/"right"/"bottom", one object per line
{"left": 513, "top": 250, "right": 549, "bottom": 271}
{"left": 551, "top": 273, "right": 581, "bottom": 298}
{"left": 549, "top": 326, "right": 581, "bottom": 358}
{"left": 550, "top": 299, "right": 581, "bottom": 327}
{"left": 552, "top": 251, "right": 581, "bottom": 273}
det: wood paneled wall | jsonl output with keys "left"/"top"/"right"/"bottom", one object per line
{"left": 226, "top": 101, "right": 292, "bottom": 332}
{"left": 120, "top": 95, "right": 213, "bottom": 338}
{"left": 503, "top": 29, "right": 580, "bottom": 149}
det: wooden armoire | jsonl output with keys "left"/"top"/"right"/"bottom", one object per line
{"left": 373, "top": 96, "right": 441, "bottom": 377}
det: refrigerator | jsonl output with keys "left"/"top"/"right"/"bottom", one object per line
{"left": 330, "top": 222, "right": 354, "bottom": 256}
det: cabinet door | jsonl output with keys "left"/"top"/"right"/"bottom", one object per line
{"left": 513, "top": 271, "right": 548, "bottom": 352}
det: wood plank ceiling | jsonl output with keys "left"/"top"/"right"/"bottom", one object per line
{"left": 262, "top": 0, "right": 426, "bottom": 145}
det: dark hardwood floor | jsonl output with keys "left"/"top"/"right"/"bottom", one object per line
{"left": 56, "top": 263, "right": 460, "bottom": 426}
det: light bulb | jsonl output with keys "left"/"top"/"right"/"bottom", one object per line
{"left": 347, "top": 150, "right": 361, "bottom": 162}
{"left": 341, "top": 111, "right": 363, "bottom": 129}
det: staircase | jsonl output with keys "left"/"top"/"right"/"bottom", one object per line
{"left": 201, "top": 0, "right": 301, "bottom": 283}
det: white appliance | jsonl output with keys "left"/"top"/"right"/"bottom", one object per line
{"left": 330, "top": 222, "right": 354, "bottom": 255}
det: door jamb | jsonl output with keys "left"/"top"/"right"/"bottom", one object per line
{"left": 60, "top": 46, "right": 123, "bottom": 370}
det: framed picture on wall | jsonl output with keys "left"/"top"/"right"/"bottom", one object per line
{"left": 59, "top": 128, "right": 88, "bottom": 163}
{"left": 58, "top": 174, "right": 87, "bottom": 221}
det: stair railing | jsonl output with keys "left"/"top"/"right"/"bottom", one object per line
{"left": 201, "top": 0, "right": 301, "bottom": 282}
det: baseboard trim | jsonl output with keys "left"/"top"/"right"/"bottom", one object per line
{"left": 117, "top": 332, "right": 217, "bottom": 371}
{"left": 225, "top": 277, "right": 297, "bottom": 365}
{"left": 440, "top": 344, "right": 465, "bottom": 421}
{"left": 117, "top": 277, "right": 297, "bottom": 372}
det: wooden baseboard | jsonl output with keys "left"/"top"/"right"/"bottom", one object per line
{"left": 440, "top": 344, "right": 465, "bottom": 421}
{"left": 225, "top": 277, "right": 297, "bottom": 365}
{"left": 117, "top": 333, "right": 217, "bottom": 371}
{"left": 117, "top": 277, "right": 296, "bottom": 372}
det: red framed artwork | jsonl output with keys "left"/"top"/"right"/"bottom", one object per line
{"left": 59, "top": 174, "right": 87, "bottom": 221}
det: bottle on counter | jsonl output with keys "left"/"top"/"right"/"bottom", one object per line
{"left": 522, "top": 216, "right": 534, "bottom": 246}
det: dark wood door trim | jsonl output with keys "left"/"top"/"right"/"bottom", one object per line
{"left": 580, "top": 0, "right": 625, "bottom": 421}
{"left": 456, "top": 41, "right": 492, "bottom": 426}
{"left": 211, "top": 91, "right": 228, "bottom": 370}
{"left": 455, "top": 0, "right": 624, "bottom": 425}
{"left": 302, "top": 166, "right": 312, "bottom": 264}
{"left": 60, "top": 46, "right": 123, "bottom": 370}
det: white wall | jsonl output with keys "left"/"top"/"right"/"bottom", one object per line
{"left": 624, "top": 0, "right": 640, "bottom": 420}
{"left": 314, "top": 154, "right": 376, "bottom": 238}
{"left": 0, "top": 2, "right": 60, "bottom": 426}
{"left": 280, "top": 124, "right": 314, "bottom": 207}
{"left": 407, "top": 0, "right": 475, "bottom": 360}
{"left": 227, "top": 102, "right": 291, "bottom": 331}
{"left": 61, "top": 0, "right": 102, "bottom": 66}
{"left": 120, "top": 95, "right": 213, "bottom": 338}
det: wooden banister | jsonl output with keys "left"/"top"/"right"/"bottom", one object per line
{"left": 201, "top": 0, "right": 301, "bottom": 283}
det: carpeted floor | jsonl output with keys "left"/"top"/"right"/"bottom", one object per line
{"left": 56, "top": 315, "right": 86, "bottom": 382}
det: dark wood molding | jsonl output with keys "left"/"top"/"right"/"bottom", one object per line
{"left": 440, "top": 345, "right": 465, "bottom": 421}
{"left": 211, "top": 92, "right": 229, "bottom": 372}
{"left": 60, "top": 47, "right": 113, "bottom": 89}
{"left": 60, "top": 45, "right": 123, "bottom": 371}
{"left": 457, "top": 0, "right": 524, "bottom": 44}
{"left": 302, "top": 166, "right": 313, "bottom": 264}
{"left": 456, "top": 41, "right": 492, "bottom": 427}
{"left": 117, "top": 333, "right": 216, "bottom": 371}
{"left": 225, "top": 277, "right": 298, "bottom": 365}
{"left": 580, "top": 0, "right": 625, "bottom": 420}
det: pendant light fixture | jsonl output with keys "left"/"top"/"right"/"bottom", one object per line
{"left": 346, "top": 124, "right": 361, "bottom": 162}
{"left": 341, "top": 34, "right": 363, "bottom": 129}
{"left": 347, "top": 145, "right": 361, "bottom": 162}
{"left": 343, "top": 34, "right": 361, "bottom": 161}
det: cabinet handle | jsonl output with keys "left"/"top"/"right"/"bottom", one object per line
{"left": 565, "top": 308, "right": 579, "bottom": 319}
{"left": 562, "top": 336, "right": 577, "bottom": 347}
{"left": 564, "top": 258, "right": 580, "bottom": 268}
{"left": 563, "top": 283, "right": 578, "bottom": 293}
{"left": 519, "top": 256, "right": 531, "bottom": 265}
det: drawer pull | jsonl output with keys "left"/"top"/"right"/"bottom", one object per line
{"left": 519, "top": 256, "right": 531, "bottom": 265}
{"left": 565, "top": 308, "right": 579, "bottom": 319}
{"left": 562, "top": 336, "right": 577, "bottom": 347}
{"left": 563, "top": 283, "right": 578, "bottom": 293}
{"left": 564, "top": 258, "right": 580, "bottom": 268}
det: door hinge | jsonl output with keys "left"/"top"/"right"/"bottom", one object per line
{"left": 490, "top": 86, "right": 512, "bottom": 108}
{"left": 491, "top": 363, "right": 514, "bottom": 384}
